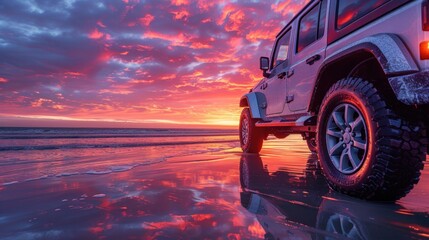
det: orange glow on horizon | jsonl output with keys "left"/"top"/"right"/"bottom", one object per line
{"left": 0, "top": 113, "right": 240, "bottom": 128}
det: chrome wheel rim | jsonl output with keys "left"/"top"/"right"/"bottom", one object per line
{"left": 325, "top": 103, "right": 368, "bottom": 174}
{"left": 241, "top": 118, "right": 249, "bottom": 146}
{"left": 326, "top": 214, "right": 363, "bottom": 239}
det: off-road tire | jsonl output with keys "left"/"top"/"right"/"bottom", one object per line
{"left": 239, "top": 154, "right": 267, "bottom": 189}
{"left": 240, "top": 108, "right": 264, "bottom": 153}
{"left": 317, "top": 78, "right": 427, "bottom": 201}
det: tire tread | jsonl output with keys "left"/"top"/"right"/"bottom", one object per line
{"left": 318, "top": 78, "right": 427, "bottom": 201}
{"left": 240, "top": 108, "right": 264, "bottom": 153}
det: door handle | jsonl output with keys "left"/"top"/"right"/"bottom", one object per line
{"left": 277, "top": 72, "right": 287, "bottom": 79}
{"left": 306, "top": 54, "right": 321, "bottom": 65}
{"left": 287, "top": 69, "right": 294, "bottom": 78}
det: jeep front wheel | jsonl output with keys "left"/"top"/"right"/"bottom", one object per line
{"left": 239, "top": 108, "right": 264, "bottom": 153}
{"left": 317, "top": 78, "right": 427, "bottom": 201}
{"left": 305, "top": 136, "right": 317, "bottom": 154}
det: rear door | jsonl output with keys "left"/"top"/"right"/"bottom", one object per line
{"left": 286, "top": 0, "right": 328, "bottom": 113}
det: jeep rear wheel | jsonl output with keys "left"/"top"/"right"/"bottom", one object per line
{"left": 317, "top": 78, "right": 427, "bottom": 201}
{"left": 240, "top": 108, "right": 264, "bottom": 153}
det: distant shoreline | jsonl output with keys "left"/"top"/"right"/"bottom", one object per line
{"left": 0, "top": 126, "right": 238, "bottom": 131}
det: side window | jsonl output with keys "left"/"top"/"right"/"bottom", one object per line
{"left": 272, "top": 30, "right": 291, "bottom": 69}
{"left": 318, "top": 0, "right": 328, "bottom": 39}
{"left": 337, "top": 0, "right": 391, "bottom": 29}
{"left": 297, "top": 1, "right": 327, "bottom": 53}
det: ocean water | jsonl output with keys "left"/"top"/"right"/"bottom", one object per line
{"left": 0, "top": 127, "right": 239, "bottom": 186}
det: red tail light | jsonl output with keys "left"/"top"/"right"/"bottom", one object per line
{"left": 423, "top": 0, "right": 429, "bottom": 30}
{"left": 420, "top": 41, "right": 429, "bottom": 59}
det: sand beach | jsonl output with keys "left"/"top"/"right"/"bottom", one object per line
{"left": 0, "top": 128, "right": 428, "bottom": 239}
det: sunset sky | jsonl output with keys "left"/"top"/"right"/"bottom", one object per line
{"left": 0, "top": 0, "right": 308, "bottom": 128}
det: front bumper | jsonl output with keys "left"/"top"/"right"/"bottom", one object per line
{"left": 389, "top": 71, "right": 429, "bottom": 105}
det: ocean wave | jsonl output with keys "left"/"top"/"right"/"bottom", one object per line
{"left": 0, "top": 127, "right": 237, "bottom": 139}
{"left": 1, "top": 158, "right": 166, "bottom": 186}
{"left": 0, "top": 133, "right": 237, "bottom": 140}
{"left": 0, "top": 139, "right": 238, "bottom": 152}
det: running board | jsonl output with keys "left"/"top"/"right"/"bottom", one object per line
{"left": 255, "top": 116, "right": 316, "bottom": 127}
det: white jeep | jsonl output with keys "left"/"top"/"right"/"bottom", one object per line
{"left": 239, "top": 0, "right": 429, "bottom": 200}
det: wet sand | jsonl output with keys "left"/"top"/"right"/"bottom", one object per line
{"left": 0, "top": 135, "right": 428, "bottom": 239}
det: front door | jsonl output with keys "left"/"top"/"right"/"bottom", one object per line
{"left": 265, "top": 29, "right": 292, "bottom": 116}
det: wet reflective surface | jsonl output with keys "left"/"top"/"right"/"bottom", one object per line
{"left": 0, "top": 135, "right": 428, "bottom": 239}
{"left": 240, "top": 152, "right": 429, "bottom": 239}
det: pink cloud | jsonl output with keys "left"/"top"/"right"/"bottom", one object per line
{"left": 171, "top": 9, "right": 190, "bottom": 21}
{"left": 197, "top": 1, "right": 216, "bottom": 12}
{"left": 139, "top": 14, "right": 154, "bottom": 26}
{"left": 224, "top": 9, "right": 246, "bottom": 32}
{"left": 99, "top": 89, "right": 134, "bottom": 95}
{"left": 271, "top": 0, "right": 306, "bottom": 16}
{"left": 246, "top": 29, "right": 276, "bottom": 42}
{"left": 171, "top": 0, "right": 189, "bottom": 6}
{"left": 190, "top": 42, "right": 212, "bottom": 49}
{"left": 97, "top": 21, "right": 107, "bottom": 28}
{"left": 88, "top": 29, "right": 105, "bottom": 39}
{"left": 31, "top": 98, "right": 53, "bottom": 108}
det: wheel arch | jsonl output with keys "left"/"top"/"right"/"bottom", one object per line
{"left": 239, "top": 92, "right": 267, "bottom": 119}
{"left": 310, "top": 34, "right": 418, "bottom": 113}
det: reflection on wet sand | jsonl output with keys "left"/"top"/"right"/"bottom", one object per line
{"left": 240, "top": 153, "right": 429, "bottom": 239}
{"left": 0, "top": 136, "right": 427, "bottom": 239}
{"left": 0, "top": 151, "right": 262, "bottom": 239}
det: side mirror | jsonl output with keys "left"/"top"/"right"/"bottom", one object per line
{"left": 260, "top": 57, "right": 270, "bottom": 78}
{"left": 260, "top": 57, "right": 269, "bottom": 70}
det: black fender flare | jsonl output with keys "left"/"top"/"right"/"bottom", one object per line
{"left": 310, "top": 34, "right": 419, "bottom": 111}
{"left": 325, "top": 34, "right": 418, "bottom": 75}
